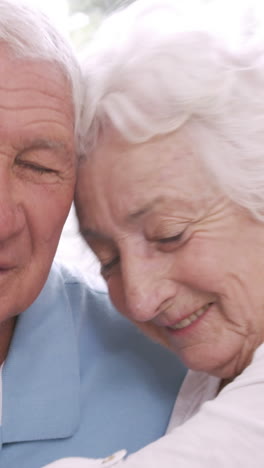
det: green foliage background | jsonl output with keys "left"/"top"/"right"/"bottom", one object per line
{"left": 67, "top": 0, "right": 135, "bottom": 49}
{"left": 69, "top": 0, "right": 133, "bottom": 13}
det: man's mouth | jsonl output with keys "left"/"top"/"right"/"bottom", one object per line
{"left": 167, "top": 302, "right": 213, "bottom": 330}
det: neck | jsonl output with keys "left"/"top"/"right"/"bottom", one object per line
{"left": 0, "top": 317, "right": 16, "bottom": 364}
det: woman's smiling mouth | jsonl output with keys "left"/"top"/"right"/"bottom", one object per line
{"left": 167, "top": 302, "right": 214, "bottom": 331}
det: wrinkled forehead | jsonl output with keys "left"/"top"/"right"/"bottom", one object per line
{"left": 76, "top": 126, "right": 221, "bottom": 228}
{"left": 0, "top": 43, "right": 75, "bottom": 138}
{"left": 87, "top": 125, "right": 214, "bottom": 190}
{"left": 0, "top": 42, "right": 71, "bottom": 94}
{"left": 0, "top": 43, "right": 76, "bottom": 171}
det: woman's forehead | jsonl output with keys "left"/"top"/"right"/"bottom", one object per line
{"left": 78, "top": 129, "right": 221, "bottom": 230}
{"left": 93, "top": 130, "right": 215, "bottom": 193}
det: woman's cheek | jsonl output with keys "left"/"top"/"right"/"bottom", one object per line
{"left": 108, "top": 276, "right": 128, "bottom": 317}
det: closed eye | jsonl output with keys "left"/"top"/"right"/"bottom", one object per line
{"left": 158, "top": 232, "right": 184, "bottom": 243}
{"left": 100, "top": 255, "right": 120, "bottom": 276}
{"left": 17, "top": 160, "right": 58, "bottom": 175}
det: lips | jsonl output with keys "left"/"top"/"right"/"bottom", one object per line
{"left": 0, "top": 262, "right": 15, "bottom": 270}
{"left": 0, "top": 255, "right": 19, "bottom": 270}
{"left": 0, "top": 267, "right": 15, "bottom": 276}
{"left": 167, "top": 302, "right": 213, "bottom": 330}
{"left": 0, "top": 261, "right": 17, "bottom": 274}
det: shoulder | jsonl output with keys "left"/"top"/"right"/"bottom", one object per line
{"left": 47, "top": 262, "right": 186, "bottom": 403}
{"left": 223, "top": 343, "right": 264, "bottom": 392}
{"left": 48, "top": 261, "right": 118, "bottom": 319}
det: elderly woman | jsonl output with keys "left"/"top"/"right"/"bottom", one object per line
{"left": 48, "top": 0, "right": 264, "bottom": 467}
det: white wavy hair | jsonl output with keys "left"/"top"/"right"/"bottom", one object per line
{"left": 0, "top": 0, "right": 83, "bottom": 155}
{"left": 81, "top": 0, "right": 264, "bottom": 220}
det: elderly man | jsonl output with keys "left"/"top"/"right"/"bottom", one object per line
{"left": 0, "top": 1, "right": 185, "bottom": 468}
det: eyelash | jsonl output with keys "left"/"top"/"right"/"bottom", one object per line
{"left": 17, "top": 160, "right": 57, "bottom": 175}
{"left": 157, "top": 232, "right": 184, "bottom": 243}
{"left": 100, "top": 255, "right": 120, "bottom": 275}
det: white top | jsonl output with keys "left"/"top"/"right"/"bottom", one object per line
{"left": 121, "top": 343, "right": 264, "bottom": 468}
{"left": 166, "top": 367, "right": 220, "bottom": 432}
{"left": 42, "top": 343, "right": 264, "bottom": 468}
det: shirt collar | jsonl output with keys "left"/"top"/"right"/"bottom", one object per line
{"left": 1, "top": 265, "right": 80, "bottom": 444}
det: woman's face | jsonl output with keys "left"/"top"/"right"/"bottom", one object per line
{"left": 76, "top": 129, "right": 264, "bottom": 378}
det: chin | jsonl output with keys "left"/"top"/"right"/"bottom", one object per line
{"left": 177, "top": 345, "right": 246, "bottom": 379}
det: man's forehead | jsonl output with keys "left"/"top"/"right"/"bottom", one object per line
{"left": 0, "top": 43, "right": 69, "bottom": 94}
{"left": 0, "top": 48, "right": 72, "bottom": 112}
{"left": 0, "top": 44, "right": 75, "bottom": 159}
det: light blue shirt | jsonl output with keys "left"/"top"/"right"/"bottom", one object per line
{"left": 0, "top": 263, "right": 186, "bottom": 468}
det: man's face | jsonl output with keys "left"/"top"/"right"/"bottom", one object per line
{"left": 0, "top": 46, "right": 76, "bottom": 323}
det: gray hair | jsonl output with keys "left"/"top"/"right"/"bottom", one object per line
{"left": 81, "top": 0, "right": 264, "bottom": 221}
{"left": 0, "top": 0, "right": 83, "bottom": 155}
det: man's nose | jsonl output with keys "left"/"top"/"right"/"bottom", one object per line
{"left": 121, "top": 250, "right": 176, "bottom": 322}
{"left": 0, "top": 171, "right": 25, "bottom": 242}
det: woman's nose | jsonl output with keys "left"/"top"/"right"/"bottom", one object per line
{"left": 121, "top": 250, "right": 176, "bottom": 323}
{"left": 0, "top": 171, "right": 25, "bottom": 242}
